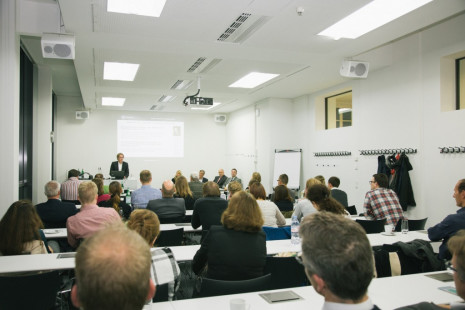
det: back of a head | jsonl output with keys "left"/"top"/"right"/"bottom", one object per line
{"left": 78, "top": 181, "right": 98, "bottom": 205}
{"left": 314, "top": 175, "right": 325, "bottom": 184}
{"left": 373, "top": 173, "right": 389, "bottom": 188}
{"left": 227, "top": 181, "right": 242, "bottom": 197}
{"left": 92, "top": 178, "right": 104, "bottom": 196}
{"left": 328, "top": 176, "right": 340, "bottom": 188}
{"left": 279, "top": 174, "right": 289, "bottom": 185}
{"left": 127, "top": 209, "right": 160, "bottom": 245}
{"left": 222, "top": 191, "right": 263, "bottom": 232}
{"left": 190, "top": 172, "right": 199, "bottom": 182}
{"left": 68, "top": 169, "right": 80, "bottom": 178}
{"left": 251, "top": 172, "right": 261, "bottom": 183}
{"left": 448, "top": 230, "right": 465, "bottom": 282}
{"left": 249, "top": 182, "right": 266, "bottom": 200}
{"left": 202, "top": 181, "right": 220, "bottom": 197}
{"left": 94, "top": 173, "right": 104, "bottom": 179}
{"left": 175, "top": 176, "right": 192, "bottom": 197}
{"left": 162, "top": 180, "right": 175, "bottom": 197}
{"left": 0, "top": 200, "right": 43, "bottom": 255}
{"left": 299, "top": 212, "right": 373, "bottom": 301}
{"left": 307, "top": 184, "right": 345, "bottom": 215}
{"left": 139, "top": 170, "right": 152, "bottom": 184}
{"left": 74, "top": 223, "right": 152, "bottom": 310}
{"left": 305, "top": 178, "right": 321, "bottom": 190}
{"left": 274, "top": 185, "right": 291, "bottom": 202}
{"left": 44, "top": 180, "right": 60, "bottom": 198}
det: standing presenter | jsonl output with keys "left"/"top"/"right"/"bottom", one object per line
{"left": 110, "top": 153, "right": 129, "bottom": 179}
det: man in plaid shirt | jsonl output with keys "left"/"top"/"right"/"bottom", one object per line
{"left": 363, "top": 173, "right": 404, "bottom": 226}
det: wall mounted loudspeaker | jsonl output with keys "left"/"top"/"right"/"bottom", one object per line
{"left": 214, "top": 114, "right": 227, "bottom": 123}
{"left": 340, "top": 60, "right": 369, "bottom": 78}
{"left": 41, "top": 33, "right": 75, "bottom": 59}
{"left": 76, "top": 111, "right": 89, "bottom": 120}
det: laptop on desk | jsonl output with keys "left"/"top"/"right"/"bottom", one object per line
{"left": 110, "top": 170, "right": 125, "bottom": 180}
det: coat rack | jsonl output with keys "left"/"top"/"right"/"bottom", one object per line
{"left": 314, "top": 151, "right": 351, "bottom": 157}
{"left": 439, "top": 146, "right": 465, "bottom": 154}
{"left": 359, "top": 148, "right": 417, "bottom": 156}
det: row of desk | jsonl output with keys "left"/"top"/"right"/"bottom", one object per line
{"left": 0, "top": 231, "right": 430, "bottom": 274}
{"left": 152, "top": 271, "right": 461, "bottom": 310}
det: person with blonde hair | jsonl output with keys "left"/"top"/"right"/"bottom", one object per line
{"left": 174, "top": 175, "right": 195, "bottom": 210}
{"left": 292, "top": 178, "right": 320, "bottom": 221}
{"left": 100, "top": 181, "right": 132, "bottom": 220}
{"left": 0, "top": 200, "right": 51, "bottom": 255}
{"left": 192, "top": 191, "right": 266, "bottom": 281}
{"left": 249, "top": 182, "right": 286, "bottom": 227}
{"left": 227, "top": 181, "right": 242, "bottom": 199}
{"left": 127, "top": 210, "right": 180, "bottom": 301}
{"left": 171, "top": 170, "right": 182, "bottom": 184}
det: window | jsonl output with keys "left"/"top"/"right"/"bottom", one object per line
{"left": 457, "top": 57, "right": 465, "bottom": 110}
{"left": 325, "top": 91, "right": 352, "bottom": 129}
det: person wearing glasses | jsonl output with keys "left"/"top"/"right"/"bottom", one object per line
{"left": 299, "top": 212, "right": 380, "bottom": 309}
{"left": 363, "top": 173, "right": 404, "bottom": 226}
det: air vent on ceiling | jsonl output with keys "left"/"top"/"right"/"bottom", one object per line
{"left": 187, "top": 57, "right": 206, "bottom": 72}
{"left": 150, "top": 104, "right": 164, "bottom": 111}
{"left": 158, "top": 95, "right": 176, "bottom": 103}
{"left": 186, "top": 58, "right": 222, "bottom": 74}
{"left": 217, "top": 13, "right": 270, "bottom": 44}
{"left": 171, "top": 80, "right": 193, "bottom": 90}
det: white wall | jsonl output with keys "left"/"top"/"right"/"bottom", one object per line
{"left": 54, "top": 98, "right": 227, "bottom": 195}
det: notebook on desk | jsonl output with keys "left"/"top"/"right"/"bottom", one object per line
{"left": 57, "top": 253, "right": 76, "bottom": 259}
{"left": 426, "top": 272, "right": 454, "bottom": 282}
{"left": 259, "top": 290, "right": 303, "bottom": 303}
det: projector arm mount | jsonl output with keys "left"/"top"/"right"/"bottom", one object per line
{"left": 183, "top": 78, "right": 201, "bottom": 106}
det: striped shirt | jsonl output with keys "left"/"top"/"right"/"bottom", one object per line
{"left": 60, "top": 177, "right": 81, "bottom": 201}
{"left": 363, "top": 188, "right": 404, "bottom": 226}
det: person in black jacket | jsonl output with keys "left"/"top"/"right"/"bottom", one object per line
{"left": 192, "top": 191, "right": 266, "bottom": 281}
{"left": 109, "top": 153, "right": 129, "bottom": 179}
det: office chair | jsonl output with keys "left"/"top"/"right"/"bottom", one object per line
{"left": 262, "top": 226, "right": 291, "bottom": 241}
{"left": 355, "top": 218, "right": 387, "bottom": 234}
{"left": 197, "top": 274, "right": 271, "bottom": 298}
{"left": 264, "top": 256, "right": 308, "bottom": 289}
{"left": 394, "top": 218, "right": 428, "bottom": 232}
{"left": 346, "top": 205, "right": 358, "bottom": 215}
{"left": 155, "top": 228, "right": 184, "bottom": 247}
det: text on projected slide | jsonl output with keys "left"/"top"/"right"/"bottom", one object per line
{"left": 117, "top": 120, "right": 184, "bottom": 158}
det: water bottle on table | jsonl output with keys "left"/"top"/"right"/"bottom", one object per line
{"left": 401, "top": 219, "right": 409, "bottom": 234}
{"left": 291, "top": 216, "right": 300, "bottom": 245}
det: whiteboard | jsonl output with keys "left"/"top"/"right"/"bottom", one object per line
{"left": 272, "top": 150, "right": 302, "bottom": 190}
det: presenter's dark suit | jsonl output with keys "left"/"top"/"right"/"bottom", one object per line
{"left": 331, "top": 188, "right": 349, "bottom": 208}
{"left": 35, "top": 199, "right": 78, "bottom": 228}
{"left": 147, "top": 197, "right": 186, "bottom": 223}
{"left": 109, "top": 161, "right": 129, "bottom": 178}
{"left": 192, "top": 225, "right": 266, "bottom": 281}
{"left": 213, "top": 175, "right": 228, "bottom": 188}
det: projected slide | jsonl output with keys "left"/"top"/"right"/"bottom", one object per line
{"left": 117, "top": 120, "right": 184, "bottom": 158}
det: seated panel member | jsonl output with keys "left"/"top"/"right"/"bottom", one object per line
{"left": 224, "top": 168, "right": 242, "bottom": 188}
{"left": 199, "top": 169, "right": 208, "bottom": 183}
{"left": 131, "top": 170, "right": 162, "bottom": 209}
{"left": 147, "top": 180, "right": 186, "bottom": 223}
{"left": 213, "top": 169, "right": 228, "bottom": 188}
{"left": 109, "top": 152, "right": 129, "bottom": 179}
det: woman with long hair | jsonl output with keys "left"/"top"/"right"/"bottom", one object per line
{"left": 307, "top": 183, "right": 347, "bottom": 216}
{"left": 100, "top": 181, "right": 132, "bottom": 220}
{"left": 249, "top": 182, "right": 286, "bottom": 227}
{"left": 0, "top": 200, "right": 50, "bottom": 255}
{"left": 292, "top": 178, "right": 320, "bottom": 221}
{"left": 173, "top": 175, "right": 195, "bottom": 210}
{"left": 93, "top": 178, "right": 110, "bottom": 204}
{"left": 192, "top": 191, "right": 266, "bottom": 281}
{"left": 127, "top": 210, "right": 180, "bottom": 301}
{"left": 272, "top": 184, "right": 293, "bottom": 212}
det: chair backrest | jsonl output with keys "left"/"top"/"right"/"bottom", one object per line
{"left": 152, "top": 283, "right": 169, "bottom": 302}
{"left": 264, "top": 256, "right": 308, "bottom": 290}
{"left": 155, "top": 228, "right": 184, "bottom": 247}
{"left": 159, "top": 216, "right": 185, "bottom": 224}
{"left": 346, "top": 205, "right": 357, "bottom": 215}
{"left": 0, "top": 270, "right": 61, "bottom": 310}
{"left": 394, "top": 218, "right": 428, "bottom": 232}
{"left": 198, "top": 274, "right": 271, "bottom": 298}
{"left": 356, "top": 218, "right": 387, "bottom": 234}
{"left": 262, "top": 226, "right": 291, "bottom": 241}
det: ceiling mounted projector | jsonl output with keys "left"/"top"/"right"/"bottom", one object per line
{"left": 340, "top": 60, "right": 369, "bottom": 78}
{"left": 183, "top": 96, "right": 213, "bottom": 107}
{"left": 41, "top": 33, "right": 75, "bottom": 60}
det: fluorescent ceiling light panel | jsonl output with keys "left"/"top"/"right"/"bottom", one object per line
{"left": 229, "top": 72, "right": 279, "bottom": 88}
{"left": 107, "top": 0, "right": 166, "bottom": 17}
{"left": 104, "top": 62, "right": 140, "bottom": 81}
{"left": 318, "top": 0, "right": 433, "bottom": 40}
{"left": 191, "top": 102, "right": 222, "bottom": 110}
{"left": 102, "top": 97, "right": 126, "bottom": 106}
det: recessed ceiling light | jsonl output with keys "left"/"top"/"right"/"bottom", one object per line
{"left": 107, "top": 0, "right": 167, "bottom": 17}
{"left": 229, "top": 72, "right": 279, "bottom": 88}
{"left": 318, "top": 0, "right": 433, "bottom": 40}
{"left": 102, "top": 97, "right": 126, "bottom": 106}
{"left": 104, "top": 62, "right": 139, "bottom": 81}
{"left": 191, "top": 102, "right": 222, "bottom": 110}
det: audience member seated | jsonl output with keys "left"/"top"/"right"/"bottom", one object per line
{"left": 364, "top": 173, "right": 404, "bottom": 226}
{"left": 127, "top": 210, "right": 181, "bottom": 301}
{"left": 61, "top": 169, "right": 81, "bottom": 204}
{"left": 174, "top": 176, "right": 196, "bottom": 210}
{"left": 272, "top": 184, "right": 294, "bottom": 212}
{"left": 147, "top": 180, "right": 186, "bottom": 223}
{"left": 227, "top": 181, "right": 242, "bottom": 199}
{"left": 292, "top": 178, "right": 319, "bottom": 221}
{"left": 35, "top": 180, "right": 78, "bottom": 228}
{"left": 192, "top": 191, "right": 266, "bottom": 281}
{"left": 300, "top": 212, "right": 380, "bottom": 309}
{"left": 99, "top": 181, "right": 132, "bottom": 220}
{"left": 328, "top": 176, "right": 349, "bottom": 208}
{"left": 428, "top": 178, "right": 465, "bottom": 260}
{"left": 92, "top": 178, "right": 111, "bottom": 204}
{"left": 171, "top": 170, "right": 182, "bottom": 184}
{"left": 131, "top": 170, "right": 162, "bottom": 209}
{"left": 307, "top": 184, "right": 348, "bottom": 216}
{"left": 0, "top": 200, "right": 51, "bottom": 255}
{"left": 188, "top": 172, "right": 204, "bottom": 200}
{"left": 71, "top": 223, "right": 155, "bottom": 310}
{"left": 94, "top": 173, "right": 109, "bottom": 194}
{"left": 191, "top": 182, "right": 228, "bottom": 236}
{"left": 66, "top": 181, "right": 120, "bottom": 249}
{"left": 213, "top": 168, "right": 228, "bottom": 189}
{"left": 199, "top": 169, "right": 208, "bottom": 183}
{"left": 245, "top": 172, "right": 261, "bottom": 192}
{"left": 270, "top": 174, "right": 296, "bottom": 202}
{"left": 249, "top": 182, "right": 286, "bottom": 227}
